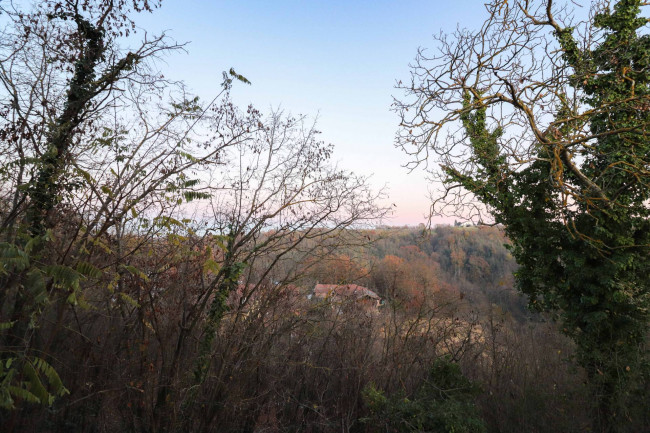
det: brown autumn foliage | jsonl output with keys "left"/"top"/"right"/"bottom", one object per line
{"left": 2, "top": 221, "right": 607, "bottom": 433}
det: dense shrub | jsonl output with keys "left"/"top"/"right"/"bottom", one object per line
{"left": 363, "top": 357, "right": 486, "bottom": 433}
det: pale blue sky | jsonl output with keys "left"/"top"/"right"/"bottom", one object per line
{"left": 135, "top": 1, "right": 488, "bottom": 225}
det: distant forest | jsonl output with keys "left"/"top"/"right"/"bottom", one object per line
{"left": 308, "top": 225, "right": 523, "bottom": 320}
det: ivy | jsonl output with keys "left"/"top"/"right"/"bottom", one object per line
{"left": 450, "top": 1, "right": 650, "bottom": 429}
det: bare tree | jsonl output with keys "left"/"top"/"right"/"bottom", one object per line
{"left": 0, "top": 0, "right": 255, "bottom": 409}
{"left": 0, "top": 0, "right": 389, "bottom": 418}
{"left": 395, "top": 1, "right": 650, "bottom": 430}
{"left": 395, "top": 0, "right": 650, "bottom": 223}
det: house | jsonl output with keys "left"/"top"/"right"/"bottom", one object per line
{"left": 311, "top": 283, "right": 382, "bottom": 310}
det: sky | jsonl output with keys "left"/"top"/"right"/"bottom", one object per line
{"left": 134, "top": 1, "right": 489, "bottom": 226}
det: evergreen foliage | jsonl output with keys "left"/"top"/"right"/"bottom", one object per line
{"left": 397, "top": 1, "right": 650, "bottom": 430}
{"left": 363, "top": 357, "right": 486, "bottom": 433}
